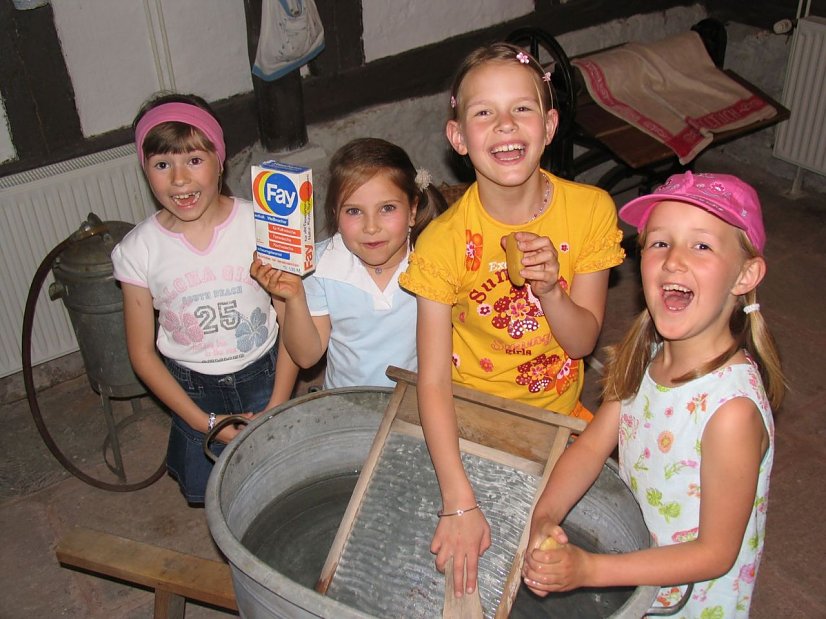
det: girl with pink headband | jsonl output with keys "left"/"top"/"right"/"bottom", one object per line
{"left": 112, "top": 92, "right": 298, "bottom": 505}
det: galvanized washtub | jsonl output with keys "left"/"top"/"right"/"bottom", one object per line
{"left": 205, "top": 387, "right": 673, "bottom": 618}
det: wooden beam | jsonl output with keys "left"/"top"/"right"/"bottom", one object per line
{"left": 55, "top": 527, "right": 237, "bottom": 615}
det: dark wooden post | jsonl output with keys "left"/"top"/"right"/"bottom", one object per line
{"left": 243, "top": 0, "right": 309, "bottom": 152}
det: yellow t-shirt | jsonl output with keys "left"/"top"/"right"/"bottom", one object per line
{"left": 399, "top": 172, "right": 624, "bottom": 415}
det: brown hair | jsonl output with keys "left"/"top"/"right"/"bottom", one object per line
{"left": 324, "top": 138, "right": 448, "bottom": 245}
{"left": 132, "top": 92, "right": 219, "bottom": 162}
{"left": 602, "top": 230, "right": 787, "bottom": 410}
{"left": 448, "top": 42, "right": 555, "bottom": 120}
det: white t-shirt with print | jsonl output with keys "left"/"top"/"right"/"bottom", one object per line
{"left": 112, "top": 199, "right": 279, "bottom": 375}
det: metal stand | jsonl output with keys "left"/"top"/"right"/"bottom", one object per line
{"left": 100, "top": 395, "right": 146, "bottom": 481}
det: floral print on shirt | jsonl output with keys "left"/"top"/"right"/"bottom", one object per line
{"left": 465, "top": 229, "right": 483, "bottom": 271}
{"left": 618, "top": 360, "right": 774, "bottom": 618}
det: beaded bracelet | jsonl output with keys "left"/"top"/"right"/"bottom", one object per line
{"left": 437, "top": 503, "right": 481, "bottom": 517}
{"left": 208, "top": 412, "right": 217, "bottom": 431}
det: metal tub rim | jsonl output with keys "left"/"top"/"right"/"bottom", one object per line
{"left": 206, "top": 387, "right": 392, "bottom": 619}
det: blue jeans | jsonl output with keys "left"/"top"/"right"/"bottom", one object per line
{"left": 164, "top": 346, "right": 277, "bottom": 504}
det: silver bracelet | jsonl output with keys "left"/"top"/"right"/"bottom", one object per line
{"left": 438, "top": 503, "right": 480, "bottom": 517}
{"left": 207, "top": 412, "right": 216, "bottom": 431}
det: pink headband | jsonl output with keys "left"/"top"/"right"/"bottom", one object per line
{"left": 134, "top": 102, "right": 226, "bottom": 167}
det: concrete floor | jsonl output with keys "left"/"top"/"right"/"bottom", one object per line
{"left": 1, "top": 154, "right": 824, "bottom": 618}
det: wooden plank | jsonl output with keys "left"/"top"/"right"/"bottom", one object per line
{"left": 392, "top": 419, "right": 544, "bottom": 477}
{"left": 443, "top": 557, "right": 484, "bottom": 619}
{"left": 495, "top": 428, "right": 572, "bottom": 618}
{"left": 315, "top": 378, "right": 409, "bottom": 594}
{"left": 55, "top": 527, "right": 237, "bottom": 612}
{"left": 154, "top": 589, "right": 186, "bottom": 619}
{"left": 388, "top": 365, "right": 585, "bottom": 431}
{"left": 387, "top": 366, "right": 586, "bottom": 464}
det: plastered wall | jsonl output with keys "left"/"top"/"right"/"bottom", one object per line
{"left": 0, "top": 0, "right": 533, "bottom": 164}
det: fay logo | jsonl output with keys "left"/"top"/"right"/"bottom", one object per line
{"left": 253, "top": 171, "right": 298, "bottom": 216}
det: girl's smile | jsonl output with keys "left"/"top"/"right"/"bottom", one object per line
{"left": 169, "top": 191, "right": 201, "bottom": 209}
{"left": 336, "top": 172, "right": 416, "bottom": 275}
{"left": 490, "top": 140, "right": 529, "bottom": 164}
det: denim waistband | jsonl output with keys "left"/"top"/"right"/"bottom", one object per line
{"left": 164, "top": 345, "right": 277, "bottom": 385}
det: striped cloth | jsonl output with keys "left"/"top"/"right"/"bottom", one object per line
{"left": 572, "top": 31, "right": 777, "bottom": 164}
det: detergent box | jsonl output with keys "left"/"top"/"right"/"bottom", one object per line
{"left": 252, "top": 160, "right": 315, "bottom": 276}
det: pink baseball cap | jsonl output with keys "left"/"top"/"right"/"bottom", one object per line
{"left": 618, "top": 171, "right": 766, "bottom": 252}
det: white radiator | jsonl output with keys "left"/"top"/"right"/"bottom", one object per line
{"left": 773, "top": 15, "right": 826, "bottom": 176}
{"left": 0, "top": 145, "right": 156, "bottom": 378}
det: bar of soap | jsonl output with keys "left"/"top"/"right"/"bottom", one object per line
{"left": 505, "top": 233, "right": 525, "bottom": 286}
{"left": 539, "top": 536, "right": 561, "bottom": 551}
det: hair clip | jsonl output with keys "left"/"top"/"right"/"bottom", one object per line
{"left": 516, "top": 51, "right": 530, "bottom": 64}
{"left": 542, "top": 71, "right": 551, "bottom": 83}
{"left": 450, "top": 95, "right": 457, "bottom": 109}
{"left": 415, "top": 168, "right": 432, "bottom": 191}
{"left": 743, "top": 303, "right": 760, "bottom": 315}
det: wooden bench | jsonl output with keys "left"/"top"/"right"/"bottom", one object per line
{"left": 55, "top": 527, "right": 237, "bottom": 619}
{"left": 508, "top": 20, "right": 790, "bottom": 192}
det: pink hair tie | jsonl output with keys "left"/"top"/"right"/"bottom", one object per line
{"left": 134, "top": 102, "right": 225, "bottom": 167}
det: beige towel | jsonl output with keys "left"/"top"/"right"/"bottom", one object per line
{"left": 572, "top": 32, "right": 776, "bottom": 164}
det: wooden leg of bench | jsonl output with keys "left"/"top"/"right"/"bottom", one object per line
{"left": 154, "top": 589, "right": 186, "bottom": 619}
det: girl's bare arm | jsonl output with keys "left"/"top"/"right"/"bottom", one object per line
{"left": 526, "top": 399, "right": 621, "bottom": 556}
{"left": 265, "top": 297, "right": 301, "bottom": 409}
{"left": 416, "top": 297, "right": 491, "bottom": 595}
{"left": 537, "top": 269, "right": 608, "bottom": 359}
{"left": 525, "top": 397, "right": 767, "bottom": 592}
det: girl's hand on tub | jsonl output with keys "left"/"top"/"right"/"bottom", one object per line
{"left": 214, "top": 412, "right": 256, "bottom": 444}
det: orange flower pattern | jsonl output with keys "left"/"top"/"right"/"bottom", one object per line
{"left": 465, "top": 229, "right": 483, "bottom": 272}
{"left": 657, "top": 430, "right": 674, "bottom": 453}
{"left": 686, "top": 393, "right": 708, "bottom": 417}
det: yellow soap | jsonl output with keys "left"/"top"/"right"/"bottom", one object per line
{"left": 505, "top": 233, "right": 525, "bottom": 286}
{"left": 539, "top": 536, "right": 561, "bottom": 551}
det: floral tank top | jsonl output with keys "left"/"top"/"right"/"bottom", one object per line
{"left": 618, "top": 357, "right": 774, "bottom": 618}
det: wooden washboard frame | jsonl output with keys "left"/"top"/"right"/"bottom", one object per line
{"left": 315, "top": 366, "right": 586, "bottom": 618}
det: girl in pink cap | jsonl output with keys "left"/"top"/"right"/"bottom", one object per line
{"left": 111, "top": 93, "right": 298, "bottom": 505}
{"left": 522, "top": 171, "right": 786, "bottom": 617}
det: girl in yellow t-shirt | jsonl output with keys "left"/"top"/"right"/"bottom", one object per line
{"left": 399, "top": 43, "right": 624, "bottom": 597}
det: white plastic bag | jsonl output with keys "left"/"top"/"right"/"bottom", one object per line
{"left": 253, "top": 0, "right": 325, "bottom": 81}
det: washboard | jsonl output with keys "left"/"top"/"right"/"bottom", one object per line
{"left": 315, "top": 366, "right": 586, "bottom": 618}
